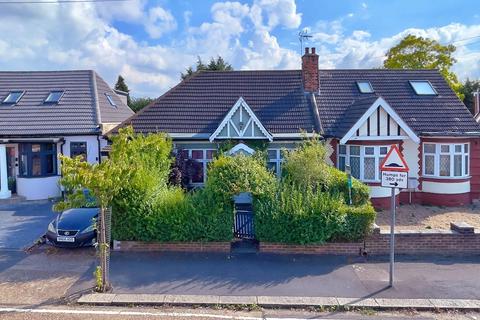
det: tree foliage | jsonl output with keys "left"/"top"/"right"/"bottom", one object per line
{"left": 460, "top": 79, "right": 480, "bottom": 115}
{"left": 129, "top": 97, "right": 154, "bottom": 113}
{"left": 181, "top": 56, "right": 233, "bottom": 80}
{"left": 114, "top": 75, "right": 132, "bottom": 106}
{"left": 383, "top": 34, "right": 463, "bottom": 99}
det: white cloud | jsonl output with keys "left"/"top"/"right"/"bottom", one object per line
{"left": 250, "top": 0, "right": 302, "bottom": 31}
{"left": 145, "top": 6, "right": 177, "bottom": 39}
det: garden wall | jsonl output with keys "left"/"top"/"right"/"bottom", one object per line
{"left": 113, "top": 223, "right": 479, "bottom": 256}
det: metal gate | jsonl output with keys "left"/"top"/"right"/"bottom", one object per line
{"left": 234, "top": 203, "right": 255, "bottom": 239}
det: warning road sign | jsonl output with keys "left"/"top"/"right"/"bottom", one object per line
{"left": 380, "top": 145, "right": 409, "bottom": 172}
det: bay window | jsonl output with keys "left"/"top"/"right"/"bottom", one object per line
{"left": 188, "top": 149, "right": 216, "bottom": 184}
{"left": 338, "top": 145, "right": 389, "bottom": 182}
{"left": 267, "top": 149, "right": 286, "bottom": 177}
{"left": 423, "top": 143, "right": 469, "bottom": 178}
{"left": 19, "top": 143, "right": 57, "bottom": 177}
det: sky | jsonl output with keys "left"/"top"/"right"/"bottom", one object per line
{"left": 1, "top": 0, "right": 480, "bottom": 98}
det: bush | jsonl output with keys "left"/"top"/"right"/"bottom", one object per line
{"left": 255, "top": 182, "right": 375, "bottom": 244}
{"left": 327, "top": 168, "right": 370, "bottom": 206}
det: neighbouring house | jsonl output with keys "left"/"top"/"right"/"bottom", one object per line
{"left": 112, "top": 48, "right": 480, "bottom": 209}
{"left": 0, "top": 70, "right": 133, "bottom": 200}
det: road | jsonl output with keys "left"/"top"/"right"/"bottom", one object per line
{"left": 0, "top": 305, "right": 470, "bottom": 320}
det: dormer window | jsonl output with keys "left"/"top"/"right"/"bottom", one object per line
{"left": 105, "top": 93, "right": 117, "bottom": 107}
{"left": 356, "top": 81, "right": 374, "bottom": 93}
{"left": 44, "top": 91, "right": 64, "bottom": 104}
{"left": 3, "top": 91, "right": 25, "bottom": 104}
{"left": 410, "top": 80, "right": 437, "bottom": 95}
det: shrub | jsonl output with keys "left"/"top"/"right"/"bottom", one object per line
{"left": 336, "top": 203, "right": 376, "bottom": 241}
{"left": 327, "top": 168, "right": 370, "bottom": 206}
{"left": 255, "top": 182, "right": 346, "bottom": 244}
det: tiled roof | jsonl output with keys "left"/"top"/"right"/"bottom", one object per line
{"left": 115, "top": 69, "right": 480, "bottom": 138}
{"left": 116, "top": 70, "right": 317, "bottom": 135}
{"left": 317, "top": 69, "right": 480, "bottom": 136}
{"left": 0, "top": 70, "right": 133, "bottom": 137}
{"left": 334, "top": 95, "right": 380, "bottom": 138}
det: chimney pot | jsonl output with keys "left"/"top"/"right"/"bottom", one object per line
{"left": 304, "top": 47, "right": 309, "bottom": 55}
{"left": 302, "top": 46, "right": 319, "bottom": 93}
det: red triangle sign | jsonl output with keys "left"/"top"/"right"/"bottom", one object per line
{"left": 380, "top": 145, "right": 409, "bottom": 172}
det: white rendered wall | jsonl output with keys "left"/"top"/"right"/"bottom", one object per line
{"left": 17, "top": 176, "right": 61, "bottom": 200}
{"left": 369, "top": 185, "right": 400, "bottom": 198}
{"left": 422, "top": 180, "right": 470, "bottom": 194}
{"left": 402, "top": 139, "right": 419, "bottom": 178}
{"left": 60, "top": 135, "right": 105, "bottom": 164}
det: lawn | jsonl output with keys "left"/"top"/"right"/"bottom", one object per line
{"left": 375, "top": 204, "right": 480, "bottom": 231}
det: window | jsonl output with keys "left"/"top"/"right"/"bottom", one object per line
{"left": 338, "top": 145, "right": 389, "bottom": 182}
{"left": 187, "top": 149, "right": 216, "bottom": 184}
{"left": 19, "top": 143, "right": 57, "bottom": 177}
{"left": 267, "top": 149, "right": 287, "bottom": 177}
{"left": 409, "top": 80, "right": 437, "bottom": 95}
{"left": 44, "top": 91, "right": 64, "bottom": 103}
{"left": 2, "top": 91, "right": 24, "bottom": 104}
{"left": 70, "top": 142, "right": 87, "bottom": 161}
{"left": 356, "top": 81, "right": 374, "bottom": 93}
{"left": 423, "top": 143, "right": 469, "bottom": 178}
{"left": 105, "top": 93, "right": 117, "bottom": 107}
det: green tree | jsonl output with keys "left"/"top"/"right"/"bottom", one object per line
{"left": 384, "top": 34, "right": 463, "bottom": 99}
{"left": 181, "top": 56, "right": 233, "bottom": 80}
{"left": 460, "top": 79, "right": 480, "bottom": 115}
{"left": 114, "top": 75, "right": 132, "bottom": 106}
{"left": 129, "top": 97, "right": 154, "bottom": 113}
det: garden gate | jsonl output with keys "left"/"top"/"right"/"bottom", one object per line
{"left": 233, "top": 192, "right": 255, "bottom": 239}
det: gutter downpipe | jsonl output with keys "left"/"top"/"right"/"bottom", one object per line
{"left": 59, "top": 138, "right": 66, "bottom": 199}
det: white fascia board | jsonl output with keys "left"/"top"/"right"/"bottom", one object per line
{"left": 272, "top": 133, "right": 318, "bottom": 138}
{"left": 209, "top": 97, "right": 272, "bottom": 142}
{"left": 340, "top": 97, "right": 420, "bottom": 145}
{"left": 168, "top": 133, "right": 211, "bottom": 139}
{"left": 348, "top": 135, "right": 410, "bottom": 141}
{"left": 228, "top": 143, "right": 255, "bottom": 155}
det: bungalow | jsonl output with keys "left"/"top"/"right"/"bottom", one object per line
{"left": 0, "top": 70, "right": 134, "bottom": 200}
{"left": 113, "top": 48, "right": 480, "bottom": 209}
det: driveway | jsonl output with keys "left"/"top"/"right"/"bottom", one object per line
{"left": 0, "top": 201, "right": 55, "bottom": 250}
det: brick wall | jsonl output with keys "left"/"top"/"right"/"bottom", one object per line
{"left": 113, "top": 241, "right": 231, "bottom": 253}
{"left": 260, "top": 225, "right": 480, "bottom": 256}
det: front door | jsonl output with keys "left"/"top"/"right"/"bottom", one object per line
{"left": 6, "top": 145, "right": 18, "bottom": 193}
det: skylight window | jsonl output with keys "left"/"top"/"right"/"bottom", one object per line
{"left": 44, "top": 91, "right": 64, "bottom": 104}
{"left": 2, "top": 91, "right": 25, "bottom": 104}
{"left": 105, "top": 93, "right": 117, "bottom": 107}
{"left": 356, "top": 81, "right": 374, "bottom": 93}
{"left": 410, "top": 80, "right": 437, "bottom": 95}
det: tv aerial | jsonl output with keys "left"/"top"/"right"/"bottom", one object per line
{"left": 299, "top": 29, "right": 312, "bottom": 54}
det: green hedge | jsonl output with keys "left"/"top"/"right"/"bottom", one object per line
{"left": 254, "top": 182, "right": 375, "bottom": 244}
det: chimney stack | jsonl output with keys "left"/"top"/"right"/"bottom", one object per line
{"left": 302, "top": 47, "right": 319, "bottom": 93}
{"left": 474, "top": 89, "right": 480, "bottom": 117}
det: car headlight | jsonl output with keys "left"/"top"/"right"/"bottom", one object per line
{"left": 48, "top": 222, "right": 56, "bottom": 233}
{"left": 80, "top": 224, "right": 95, "bottom": 234}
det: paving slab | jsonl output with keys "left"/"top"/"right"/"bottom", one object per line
{"left": 336, "top": 297, "right": 379, "bottom": 307}
{"left": 218, "top": 295, "right": 257, "bottom": 305}
{"left": 112, "top": 294, "right": 165, "bottom": 305}
{"left": 429, "top": 298, "right": 480, "bottom": 309}
{"left": 257, "top": 296, "right": 338, "bottom": 307}
{"left": 164, "top": 294, "right": 220, "bottom": 305}
{"left": 374, "top": 298, "right": 434, "bottom": 309}
{"left": 78, "top": 293, "right": 115, "bottom": 304}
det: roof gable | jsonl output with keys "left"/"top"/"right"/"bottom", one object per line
{"left": 339, "top": 97, "right": 419, "bottom": 144}
{"left": 210, "top": 97, "right": 272, "bottom": 142}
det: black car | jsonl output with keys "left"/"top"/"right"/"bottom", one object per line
{"left": 46, "top": 208, "right": 98, "bottom": 247}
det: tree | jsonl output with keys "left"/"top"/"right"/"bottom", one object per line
{"left": 181, "top": 56, "right": 233, "bottom": 80}
{"left": 460, "top": 79, "right": 480, "bottom": 115}
{"left": 114, "top": 75, "right": 132, "bottom": 106}
{"left": 129, "top": 97, "right": 154, "bottom": 113}
{"left": 383, "top": 34, "right": 464, "bottom": 99}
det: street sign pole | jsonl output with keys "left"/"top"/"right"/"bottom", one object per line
{"left": 389, "top": 187, "right": 396, "bottom": 287}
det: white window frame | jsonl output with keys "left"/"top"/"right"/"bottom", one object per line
{"left": 186, "top": 149, "right": 216, "bottom": 185}
{"left": 338, "top": 144, "right": 390, "bottom": 182}
{"left": 267, "top": 149, "right": 285, "bottom": 177}
{"left": 422, "top": 143, "right": 470, "bottom": 178}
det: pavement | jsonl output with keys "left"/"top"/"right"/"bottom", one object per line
{"left": 105, "top": 252, "right": 480, "bottom": 300}
{"left": 0, "top": 200, "right": 54, "bottom": 250}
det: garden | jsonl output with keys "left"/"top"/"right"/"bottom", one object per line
{"left": 57, "top": 127, "right": 376, "bottom": 245}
